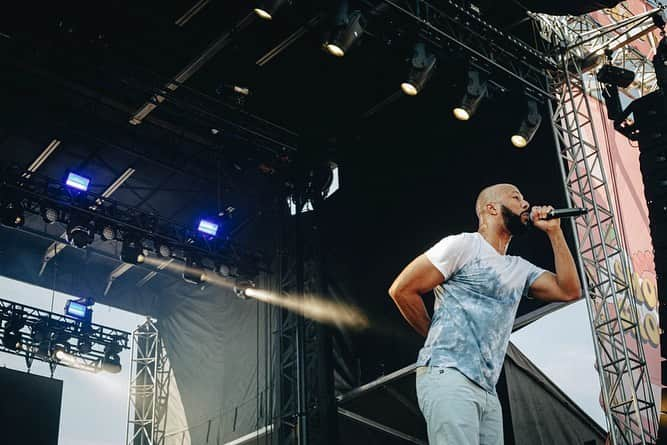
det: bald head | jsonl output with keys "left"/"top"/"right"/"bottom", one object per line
{"left": 475, "top": 183, "right": 520, "bottom": 219}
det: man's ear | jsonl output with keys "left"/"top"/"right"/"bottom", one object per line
{"left": 486, "top": 203, "right": 498, "bottom": 216}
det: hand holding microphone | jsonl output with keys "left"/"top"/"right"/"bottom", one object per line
{"left": 529, "top": 206, "right": 588, "bottom": 232}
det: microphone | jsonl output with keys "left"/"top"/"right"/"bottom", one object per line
{"left": 532, "top": 207, "right": 589, "bottom": 221}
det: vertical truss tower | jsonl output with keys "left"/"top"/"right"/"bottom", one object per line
{"left": 126, "top": 318, "right": 170, "bottom": 445}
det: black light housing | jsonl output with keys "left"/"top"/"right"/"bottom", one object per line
{"left": 0, "top": 199, "right": 25, "bottom": 228}
{"left": 596, "top": 64, "right": 635, "bottom": 88}
{"left": 325, "top": 10, "right": 365, "bottom": 57}
{"left": 511, "top": 99, "right": 543, "bottom": 148}
{"left": 66, "top": 212, "right": 95, "bottom": 248}
{"left": 453, "top": 69, "right": 488, "bottom": 121}
{"left": 183, "top": 255, "right": 206, "bottom": 285}
{"left": 120, "top": 233, "right": 145, "bottom": 264}
{"left": 2, "top": 314, "right": 25, "bottom": 351}
{"left": 101, "top": 340, "right": 122, "bottom": 374}
{"left": 401, "top": 43, "right": 436, "bottom": 96}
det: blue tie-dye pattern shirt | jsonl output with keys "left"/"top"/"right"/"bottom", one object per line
{"left": 417, "top": 232, "right": 546, "bottom": 393}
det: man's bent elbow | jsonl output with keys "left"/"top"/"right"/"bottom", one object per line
{"left": 565, "top": 288, "right": 582, "bottom": 301}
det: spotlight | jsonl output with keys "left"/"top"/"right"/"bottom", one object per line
{"left": 101, "top": 340, "right": 122, "bottom": 374}
{"left": 41, "top": 205, "right": 59, "bottom": 224}
{"left": 157, "top": 242, "right": 172, "bottom": 258}
{"left": 325, "top": 10, "right": 365, "bottom": 57}
{"left": 401, "top": 43, "right": 436, "bottom": 96}
{"left": 65, "top": 172, "right": 91, "bottom": 192}
{"left": 77, "top": 337, "right": 92, "bottom": 354}
{"left": 31, "top": 319, "right": 52, "bottom": 357}
{"left": 52, "top": 342, "right": 70, "bottom": 362}
{"left": 66, "top": 212, "right": 95, "bottom": 248}
{"left": 218, "top": 263, "right": 231, "bottom": 277}
{"left": 120, "top": 234, "right": 145, "bottom": 264}
{"left": 2, "top": 315, "right": 25, "bottom": 351}
{"left": 198, "top": 219, "right": 219, "bottom": 237}
{"left": 65, "top": 299, "right": 93, "bottom": 322}
{"left": 183, "top": 256, "right": 206, "bottom": 285}
{"left": 596, "top": 64, "right": 635, "bottom": 88}
{"left": 254, "top": 0, "right": 288, "bottom": 20}
{"left": 0, "top": 199, "right": 25, "bottom": 228}
{"left": 511, "top": 99, "right": 542, "bottom": 148}
{"left": 453, "top": 69, "right": 487, "bottom": 121}
{"left": 101, "top": 224, "right": 116, "bottom": 241}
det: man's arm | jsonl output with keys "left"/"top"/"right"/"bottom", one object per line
{"left": 529, "top": 206, "right": 582, "bottom": 302}
{"left": 388, "top": 254, "right": 444, "bottom": 337}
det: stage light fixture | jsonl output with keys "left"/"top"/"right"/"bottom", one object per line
{"left": 596, "top": 64, "right": 635, "bottom": 88}
{"left": 453, "top": 69, "right": 487, "bottom": 121}
{"left": 254, "top": 0, "right": 287, "bottom": 20}
{"left": 157, "top": 242, "right": 172, "bottom": 258}
{"left": 65, "top": 172, "right": 91, "bottom": 192}
{"left": 101, "top": 340, "right": 122, "bottom": 374}
{"left": 77, "top": 337, "right": 92, "bottom": 355}
{"left": 66, "top": 212, "right": 95, "bottom": 248}
{"left": 120, "top": 234, "right": 145, "bottom": 264}
{"left": 41, "top": 206, "right": 59, "bottom": 224}
{"left": 183, "top": 255, "right": 206, "bottom": 285}
{"left": 325, "top": 10, "right": 365, "bottom": 57}
{"left": 101, "top": 224, "right": 116, "bottom": 241}
{"left": 511, "top": 99, "right": 542, "bottom": 148}
{"left": 198, "top": 219, "right": 219, "bottom": 237}
{"left": 401, "top": 43, "right": 436, "bottom": 96}
{"left": 0, "top": 199, "right": 25, "bottom": 228}
{"left": 2, "top": 315, "right": 25, "bottom": 350}
{"left": 64, "top": 300, "right": 92, "bottom": 321}
{"left": 218, "top": 263, "right": 231, "bottom": 277}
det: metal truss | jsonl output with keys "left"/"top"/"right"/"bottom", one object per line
{"left": 546, "top": 49, "right": 658, "bottom": 444}
{"left": 126, "top": 318, "right": 170, "bottom": 445}
{"left": 531, "top": 5, "right": 666, "bottom": 97}
{"left": 381, "top": 0, "right": 557, "bottom": 98}
{"left": 0, "top": 297, "right": 130, "bottom": 374}
{"left": 344, "top": 2, "right": 663, "bottom": 444}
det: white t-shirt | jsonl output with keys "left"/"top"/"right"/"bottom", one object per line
{"left": 417, "top": 232, "right": 546, "bottom": 392}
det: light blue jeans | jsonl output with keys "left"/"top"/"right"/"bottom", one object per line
{"left": 416, "top": 366, "right": 503, "bottom": 445}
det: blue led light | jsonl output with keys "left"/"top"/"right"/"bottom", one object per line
{"left": 65, "top": 300, "right": 88, "bottom": 319}
{"left": 198, "top": 220, "right": 219, "bottom": 237}
{"left": 65, "top": 172, "right": 91, "bottom": 192}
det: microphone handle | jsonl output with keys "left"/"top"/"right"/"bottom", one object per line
{"left": 544, "top": 208, "right": 589, "bottom": 220}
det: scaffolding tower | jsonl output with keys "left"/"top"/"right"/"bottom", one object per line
{"left": 126, "top": 318, "right": 170, "bottom": 445}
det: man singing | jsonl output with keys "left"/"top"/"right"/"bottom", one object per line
{"left": 388, "top": 183, "right": 581, "bottom": 445}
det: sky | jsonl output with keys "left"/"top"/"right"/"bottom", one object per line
{"left": 511, "top": 299, "right": 607, "bottom": 429}
{"left": 0, "top": 275, "right": 145, "bottom": 445}
{"left": 0, "top": 274, "right": 607, "bottom": 443}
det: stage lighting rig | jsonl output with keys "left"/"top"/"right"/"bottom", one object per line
{"left": 511, "top": 99, "right": 543, "bottom": 148}
{"left": 325, "top": 3, "right": 365, "bottom": 57}
{"left": 1, "top": 298, "right": 130, "bottom": 375}
{"left": 254, "top": 0, "right": 289, "bottom": 20}
{"left": 1, "top": 165, "right": 260, "bottom": 274}
{"left": 453, "top": 69, "right": 488, "bottom": 121}
{"left": 401, "top": 43, "right": 436, "bottom": 96}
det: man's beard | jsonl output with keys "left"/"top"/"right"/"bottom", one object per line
{"left": 501, "top": 205, "right": 529, "bottom": 236}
